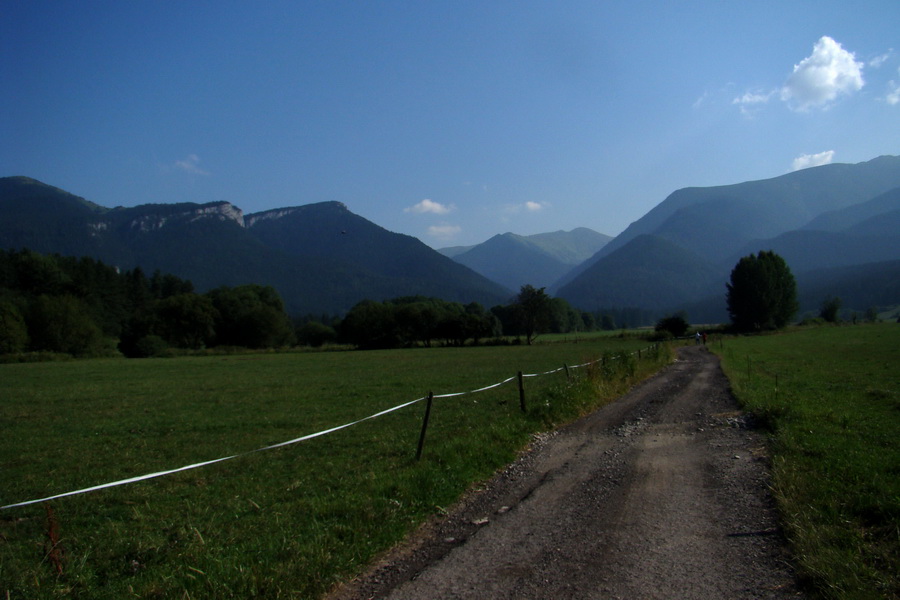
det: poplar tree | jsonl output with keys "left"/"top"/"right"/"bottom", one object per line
{"left": 726, "top": 250, "right": 798, "bottom": 332}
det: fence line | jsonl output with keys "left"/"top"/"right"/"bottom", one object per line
{"left": 1, "top": 345, "right": 655, "bottom": 510}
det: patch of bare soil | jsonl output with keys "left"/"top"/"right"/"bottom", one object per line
{"left": 328, "top": 346, "right": 803, "bottom": 599}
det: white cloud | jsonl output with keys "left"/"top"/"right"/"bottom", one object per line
{"left": 427, "top": 224, "right": 461, "bottom": 240}
{"left": 887, "top": 83, "right": 900, "bottom": 105}
{"left": 733, "top": 91, "right": 774, "bottom": 105}
{"left": 781, "top": 36, "right": 864, "bottom": 111}
{"left": 404, "top": 199, "right": 454, "bottom": 215}
{"left": 869, "top": 50, "right": 893, "bottom": 69}
{"left": 503, "top": 201, "right": 548, "bottom": 214}
{"left": 887, "top": 68, "right": 900, "bottom": 105}
{"left": 732, "top": 89, "right": 776, "bottom": 116}
{"left": 174, "top": 154, "right": 210, "bottom": 176}
{"left": 792, "top": 150, "right": 835, "bottom": 171}
{"left": 692, "top": 91, "right": 710, "bottom": 109}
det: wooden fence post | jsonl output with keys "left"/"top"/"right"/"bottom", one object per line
{"left": 517, "top": 371, "right": 526, "bottom": 413}
{"left": 564, "top": 363, "right": 570, "bottom": 381}
{"left": 416, "top": 392, "right": 434, "bottom": 461}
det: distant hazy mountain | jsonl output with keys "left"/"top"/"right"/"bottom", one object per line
{"left": 0, "top": 177, "right": 511, "bottom": 315}
{"left": 442, "top": 228, "right": 611, "bottom": 291}
{"left": 521, "top": 228, "right": 613, "bottom": 265}
{"left": 437, "top": 244, "right": 475, "bottom": 258}
{"left": 557, "top": 156, "right": 900, "bottom": 320}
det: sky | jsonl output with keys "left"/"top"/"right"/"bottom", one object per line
{"left": 2, "top": 1, "right": 899, "bottom": 248}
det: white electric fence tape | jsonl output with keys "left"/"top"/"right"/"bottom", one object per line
{"left": 1, "top": 396, "right": 424, "bottom": 510}
{"left": 2, "top": 346, "right": 652, "bottom": 510}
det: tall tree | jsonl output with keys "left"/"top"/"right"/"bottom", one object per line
{"left": 726, "top": 250, "right": 798, "bottom": 332}
{"left": 28, "top": 294, "right": 105, "bottom": 356}
{"left": 207, "top": 284, "right": 295, "bottom": 348}
{"left": 340, "top": 300, "right": 398, "bottom": 349}
{"left": 0, "top": 299, "right": 29, "bottom": 353}
{"left": 819, "top": 296, "right": 842, "bottom": 323}
{"left": 515, "top": 284, "right": 552, "bottom": 345}
{"left": 155, "top": 293, "right": 218, "bottom": 349}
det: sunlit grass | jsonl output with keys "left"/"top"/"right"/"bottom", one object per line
{"left": 1, "top": 338, "right": 672, "bottom": 598}
{"left": 716, "top": 323, "right": 899, "bottom": 599}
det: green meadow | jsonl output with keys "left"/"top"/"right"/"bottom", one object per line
{"left": 716, "top": 323, "right": 899, "bottom": 599}
{"left": 1, "top": 335, "right": 670, "bottom": 598}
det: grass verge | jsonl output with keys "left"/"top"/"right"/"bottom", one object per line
{"left": 1, "top": 337, "right": 672, "bottom": 599}
{"left": 715, "top": 323, "right": 899, "bottom": 599}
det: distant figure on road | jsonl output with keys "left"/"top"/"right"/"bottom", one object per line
{"left": 695, "top": 332, "right": 701, "bottom": 345}
{"left": 702, "top": 332, "right": 708, "bottom": 345}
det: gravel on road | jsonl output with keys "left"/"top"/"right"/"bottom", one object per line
{"left": 329, "top": 345, "right": 803, "bottom": 599}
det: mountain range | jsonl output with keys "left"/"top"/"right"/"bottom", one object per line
{"left": 551, "top": 155, "right": 900, "bottom": 320}
{"left": 0, "top": 177, "right": 511, "bottom": 316}
{"left": 2, "top": 154, "right": 899, "bottom": 323}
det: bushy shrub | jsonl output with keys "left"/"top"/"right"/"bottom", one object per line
{"left": 133, "top": 335, "right": 169, "bottom": 358}
{"left": 655, "top": 314, "right": 689, "bottom": 338}
{"left": 296, "top": 321, "right": 337, "bottom": 347}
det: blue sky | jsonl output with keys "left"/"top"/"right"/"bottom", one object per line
{"left": 3, "top": 1, "right": 898, "bottom": 248}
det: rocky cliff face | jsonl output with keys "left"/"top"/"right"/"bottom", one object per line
{"left": 244, "top": 207, "right": 304, "bottom": 228}
{"left": 245, "top": 202, "right": 350, "bottom": 228}
{"left": 194, "top": 202, "right": 245, "bottom": 226}
{"left": 97, "top": 201, "right": 247, "bottom": 233}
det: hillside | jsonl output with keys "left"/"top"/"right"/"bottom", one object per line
{"left": 556, "top": 235, "right": 720, "bottom": 311}
{"left": 0, "top": 177, "right": 511, "bottom": 315}
{"left": 728, "top": 225, "right": 899, "bottom": 275}
{"left": 557, "top": 156, "right": 900, "bottom": 321}
{"left": 796, "top": 260, "right": 900, "bottom": 315}
{"left": 800, "top": 186, "right": 900, "bottom": 232}
{"left": 0, "top": 176, "right": 110, "bottom": 258}
{"left": 596, "top": 155, "right": 900, "bottom": 263}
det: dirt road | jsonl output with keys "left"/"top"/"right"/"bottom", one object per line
{"left": 330, "top": 346, "right": 802, "bottom": 599}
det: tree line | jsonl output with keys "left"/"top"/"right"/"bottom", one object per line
{"left": 0, "top": 250, "right": 628, "bottom": 358}
{"left": 7, "top": 247, "right": 858, "bottom": 359}
{"left": 331, "top": 285, "right": 601, "bottom": 350}
{"left": 0, "top": 249, "right": 294, "bottom": 357}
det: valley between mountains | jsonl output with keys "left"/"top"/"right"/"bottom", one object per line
{"left": 2, "top": 154, "right": 899, "bottom": 322}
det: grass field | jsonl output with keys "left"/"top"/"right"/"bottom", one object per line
{"left": 716, "top": 323, "right": 899, "bottom": 599}
{"left": 1, "top": 335, "right": 671, "bottom": 598}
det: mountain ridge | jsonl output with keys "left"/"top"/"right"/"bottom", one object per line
{"left": 3, "top": 155, "right": 899, "bottom": 324}
{"left": 555, "top": 156, "right": 900, "bottom": 320}
{"left": 0, "top": 178, "right": 511, "bottom": 316}
{"left": 596, "top": 155, "right": 900, "bottom": 262}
